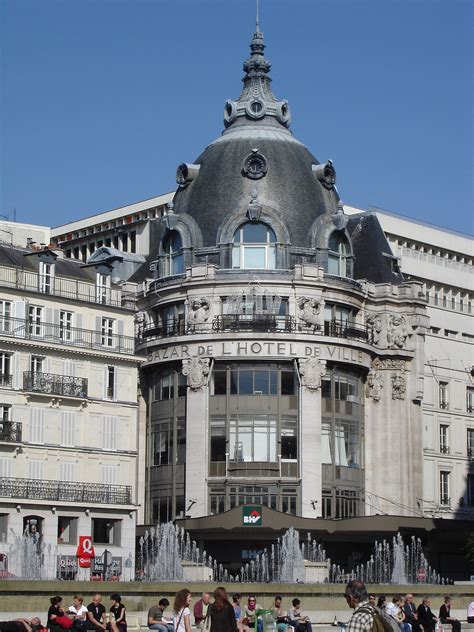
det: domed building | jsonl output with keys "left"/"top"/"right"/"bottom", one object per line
{"left": 134, "top": 25, "right": 429, "bottom": 562}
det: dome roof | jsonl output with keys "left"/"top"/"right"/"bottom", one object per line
{"left": 172, "top": 28, "right": 338, "bottom": 248}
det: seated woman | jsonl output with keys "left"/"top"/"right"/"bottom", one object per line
{"left": 108, "top": 594, "right": 127, "bottom": 632}
{"left": 67, "top": 595, "right": 88, "bottom": 630}
{"left": 243, "top": 596, "right": 263, "bottom": 632}
{"left": 48, "top": 596, "right": 73, "bottom": 630}
{"left": 288, "top": 598, "right": 312, "bottom": 632}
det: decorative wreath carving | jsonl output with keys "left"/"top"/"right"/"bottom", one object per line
{"left": 242, "top": 149, "right": 268, "bottom": 180}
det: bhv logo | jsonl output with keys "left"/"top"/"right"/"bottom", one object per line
{"left": 242, "top": 506, "right": 262, "bottom": 526}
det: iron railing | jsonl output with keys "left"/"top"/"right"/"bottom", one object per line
{"left": 0, "top": 477, "right": 132, "bottom": 504}
{"left": 213, "top": 314, "right": 296, "bottom": 333}
{"left": 0, "top": 374, "right": 13, "bottom": 387}
{"left": 0, "top": 316, "right": 135, "bottom": 355}
{"left": 324, "top": 319, "right": 370, "bottom": 342}
{"left": 23, "top": 371, "right": 88, "bottom": 398}
{"left": 0, "top": 421, "right": 22, "bottom": 443}
{"left": 0, "top": 266, "right": 135, "bottom": 309}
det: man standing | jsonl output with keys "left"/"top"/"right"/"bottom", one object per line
{"left": 403, "top": 594, "right": 422, "bottom": 632}
{"left": 345, "top": 579, "right": 376, "bottom": 632}
{"left": 193, "top": 592, "right": 211, "bottom": 630}
{"left": 416, "top": 599, "right": 437, "bottom": 632}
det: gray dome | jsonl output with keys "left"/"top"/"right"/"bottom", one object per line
{"left": 173, "top": 136, "right": 338, "bottom": 248}
{"left": 172, "top": 28, "right": 338, "bottom": 248}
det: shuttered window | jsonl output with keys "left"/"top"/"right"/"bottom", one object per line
{"left": 102, "top": 416, "right": 117, "bottom": 450}
{"left": 30, "top": 408, "right": 45, "bottom": 444}
{"left": 60, "top": 412, "right": 76, "bottom": 446}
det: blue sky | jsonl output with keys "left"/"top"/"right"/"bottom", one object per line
{"left": 1, "top": 0, "right": 472, "bottom": 234}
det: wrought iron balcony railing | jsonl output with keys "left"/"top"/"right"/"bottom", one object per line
{"left": 0, "top": 266, "right": 135, "bottom": 310}
{"left": 324, "top": 319, "right": 370, "bottom": 342}
{"left": 0, "top": 477, "right": 132, "bottom": 504}
{"left": 0, "top": 421, "right": 22, "bottom": 443}
{"left": 23, "top": 371, "right": 88, "bottom": 398}
{"left": 212, "top": 314, "right": 296, "bottom": 333}
{"left": 439, "top": 401, "right": 449, "bottom": 410}
{"left": 0, "top": 316, "right": 135, "bottom": 355}
{"left": 0, "top": 373, "right": 13, "bottom": 387}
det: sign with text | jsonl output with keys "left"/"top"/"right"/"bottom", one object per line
{"left": 76, "top": 535, "right": 95, "bottom": 568}
{"left": 91, "top": 556, "right": 122, "bottom": 580}
{"left": 242, "top": 506, "right": 263, "bottom": 526}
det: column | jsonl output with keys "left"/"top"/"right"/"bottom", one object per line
{"left": 298, "top": 357, "right": 325, "bottom": 518}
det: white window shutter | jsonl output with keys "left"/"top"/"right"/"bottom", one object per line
{"left": 30, "top": 408, "right": 45, "bottom": 444}
{"left": 60, "top": 462, "right": 75, "bottom": 482}
{"left": 0, "top": 457, "right": 12, "bottom": 478}
{"left": 28, "top": 460, "right": 44, "bottom": 480}
{"left": 101, "top": 464, "right": 117, "bottom": 485}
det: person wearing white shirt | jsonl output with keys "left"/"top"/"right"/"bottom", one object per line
{"left": 67, "top": 595, "right": 88, "bottom": 628}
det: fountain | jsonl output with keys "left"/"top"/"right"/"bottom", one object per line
{"left": 138, "top": 522, "right": 213, "bottom": 582}
{"left": 279, "top": 527, "right": 306, "bottom": 582}
{"left": 2, "top": 527, "right": 58, "bottom": 579}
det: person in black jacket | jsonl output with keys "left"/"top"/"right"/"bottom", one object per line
{"left": 417, "top": 599, "right": 438, "bottom": 632}
{"left": 208, "top": 587, "right": 238, "bottom": 632}
{"left": 403, "top": 594, "right": 422, "bottom": 632}
{"left": 439, "top": 597, "right": 461, "bottom": 632}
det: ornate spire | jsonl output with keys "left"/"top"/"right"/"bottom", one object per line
{"left": 223, "top": 19, "right": 292, "bottom": 132}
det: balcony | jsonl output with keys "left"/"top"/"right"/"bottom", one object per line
{"left": 324, "top": 319, "right": 370, "bottom": 342}
{"left": 23, "top": 372, "right": 88, "bottom": 398}
{"left": 0, "top": 373, "right": 12, "bottom": 387}
{"left": 439, "top": 446, "right": 450, "bottom": 454}
{"left": 0, "top": 421, "right": 22, "bottom": 443}
{"left": 0, "top": 477, "right": 132, "bottom": 504}
{"left": 439, "top": 401, "right": 449, "bottom": 410}
{"left": 212, "top": 314, "right": 296, "bottom": 333}
{"left": 0, "top": 316, "right": 135, "bottom": 355}
{"left": 0, "top": 266, "right": 135, "bottom": 309}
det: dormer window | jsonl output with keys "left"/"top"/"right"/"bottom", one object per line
{"left": 162, "top": 231, "right": 184, "bottom": 277}
{"left": 96, "top": 272, "right": 111, "bottom": 304}
{"left": 39, "top": 261, "right": 54, "bottom": 294}
{"left": 232, "top": 222, "right": 276, "bottom": 269}
{"left": 328, "top": 231, "right": 351, "bottom": 278}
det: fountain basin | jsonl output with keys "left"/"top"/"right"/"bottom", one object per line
{"left": 182, "top": 561, "right": 214, "bottom": 582}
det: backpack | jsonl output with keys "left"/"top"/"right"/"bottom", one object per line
{"left": 357, "top": 606, "right": 395, "bottom": 632}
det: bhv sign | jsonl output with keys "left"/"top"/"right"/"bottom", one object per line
{"left": 242, "top": 506, "right": 262, "bottom": 526}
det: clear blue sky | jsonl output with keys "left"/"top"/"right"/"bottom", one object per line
{"left": 1, "top": 0, "right": 473, "bottom": 234}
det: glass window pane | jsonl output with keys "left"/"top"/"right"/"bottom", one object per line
{"left": 213, "top": 370, "right": 227, "bottom": 395}
{"left": 267, "top": 245, "right": 276, "bottom": 269}
{"left": 270, "top": 370, "right": 278, "bottom": 395}
{"left": 328, "top": 255, "right": 339, "bottom": 275}
{"left": 281, "top": 434, "right": 297, "bottom": 459}
{"left": 230, "top": 369, "right": 238, "bottom": 395}
{"left": 239, "top": 370, "right": 253, "bottom": 395}
{"left": 173, "top": 253, "right": 184, "bottom": 274}
{"left": 254, "top": 425, "right": 268, "bottom": 460}
{"left": 321, "top": 422, "right": 331, "bottom": 463}
{"left": 281, "top": 370, "right": 295, "bottom": 395}
{"left": 242, "top": 222, "right": 268, "bottom": 243}
{"left": 254, "top": 371, "right": 269, "bottom": 395}
{"left": 232, "top": 245, "right": 240, "bottom": 268}
{"left": 243, "top": 246, "right": 266, "bottom": 268}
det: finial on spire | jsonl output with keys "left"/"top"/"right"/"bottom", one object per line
{"left": 256, "top": 0, "right": 260, "bottom": 33}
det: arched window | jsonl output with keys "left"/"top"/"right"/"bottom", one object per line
{"left": 162, "top": 231, "right": 184, "bottom": 277}
{"left": 328, "top": 231, "right": 351, "bottom": 277}
{"left": 232, "top": 222, "right": 276, "bottom": 269}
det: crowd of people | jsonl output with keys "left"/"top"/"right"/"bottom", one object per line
{"left": 0, "top": 584, "right": 473, "bottom": 632}
{"left": 147, "top": 588, "right": 312, "bottom": 632}
{"left": 345, "top": 581, "right": 464, "bottom": 632}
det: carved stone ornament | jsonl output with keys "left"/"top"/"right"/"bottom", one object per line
{"left": 391, "top": 371, "right": 406, "bottom": 400}
{"left": 298, "top": 358, "right": 326, "bottom": 391}
{"left": 242, "top": 149, "right": 268, "bottom": 180}
{"left": 182, "top": 357, "right": 210, "bottom": 391}
{"left": 134, "top": 310, "right": 146, "bottom": 334}
{"left": 186, "top": 298, "right": 210, "bottom": 327}
{"left": 366, "top": 314, "right": 383, "bottom": 347}
{"left": 247, "top": 189, "right": 262, "bottom": 222}
{"left": 387, "top": 315, "right": 408, "bottom": 350}
{"left": 378, "top": 358, "right": 406, "bottom": 372}
{"left": 366, "top": 367, "right": 384, "bottom": 402}
{"left": 297, "top": 296, "right": 322, "bottom": 331}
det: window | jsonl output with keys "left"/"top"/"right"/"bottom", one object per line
{"left": 210, "top": 418, "right": 226, "bottom": 462}
{"left": 439, "top": 425, "right": 449, "bottom": 454}
{"left": 467, "top": 387, "right": 474, "bottom": 414}
{"left": 439, "top": 381, "right": 449, "bottom": 410}
{"left": 92, "top": 518, "right": 121, "bottom": 545}
{"left": 0, "top": 404, "right": 11, "bottom": 421}
{"left": 101, "top": 318, "right": 114, "bottom": 347}
{"left": 30, "top": 408, "right": 45, "bottom": 443}
{"left": 81, "top": 245, "right": 87, "bottom": 262}
{"left": 467, "top": 429, "right": 474, "bottom": 458}
{"left": 0, "top": 301, "right": 11, "bottom": 333}
{"left": 106, "top": 366, "right": 115, "bottom": 400}
{"left": 327, "top": 231, "right": 351, "bottom": 277}
{"left": 96, "top": 273, "right": 110, "bottom": 304}
{"left": 152, "top": 418, "right": 185, "bottom": 466}
{"left": 28, "top": 306, "right": 42, "bottom": 336}
{"left": 159, "top": 303, "right": 185, "bottom": 335}
{"left": 102, "top": 416, "right": 117, "bottom": 450}
{"left": 57, "top": 516, "right": 77, "bottom": 544}
{"left": 39, "top": 261, "right": 54, "bottom": 294}
{"left": 60, "top": 411, "right": 75, "bottom": 446}
{"left": 439, "top": 471, "right": 450, "bottom": 505}
{"left": 30, "top": 355, "right": 44, "bottom": 373}
{"left": 162, "top": 231, "right": 184, "bottom": 277}
{"left": 59, "top": 311, "right": 73, "bottom": 342}
{"left": 130, "top": 231, "right": 136, "bottom": 253}
{"left": 232, "top": 222, "right": 276, "bottom": 270}
{"left": 0, "top": 353, "right": 12, "bottom": 386}
{"left": 281, "top": 417, "right": 297, "bottom": 460}
{"left": 229, "top": 414, "right": 277, "bottom": 462}
{"left": 154, "top": 369, "right": 186, "bottom": 401}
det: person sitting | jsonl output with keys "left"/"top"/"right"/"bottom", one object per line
{"left": 386, "top": 596, "right": 411, "bottom": 632}
{"left": 86, "top": 594, "right": 107, "bottom": 631}
{"left": 243, "top": 596, "right": 263, "bottom": 632}
{"left": 416, "top": 599, "right": 437, "bottom": 632}
{"left": 193, "top": 593, "right": 211, "bottom": 631}
{"left": 148, "top": 598, "right": 173, "bottom": 631}
{"left": 403, "top": 594, "right": 422, "bottom": 632}
{"left": 67, "top": 595, "right": 88, "bottom": 630}
{"left": 273, "top": 596, "right": 290, "bottom": 632}
{"left": 108, "top": 594, "right": 126, "bottom": 632}
{"left": 439, "top": 597, "right": 461, "bottom": 632}
{"left": 0, "top": 618, "right": 43, "bottom": 632}
{"left": 467, "top": 601, "right": 474, "bottom": 624}
{"left": 48, "top": 596, "right": 73, "bottom": 629}
{"left": 288, "top": 598, "right": 312, "bottom": 632}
